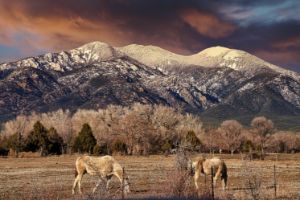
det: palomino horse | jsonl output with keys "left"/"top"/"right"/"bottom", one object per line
{"left": 72, "top": 155, "right": 130, "bottom": 195}
{"left": 192, "top": 156, "right": 227, "bottom": 190}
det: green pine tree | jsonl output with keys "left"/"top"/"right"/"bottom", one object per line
{"left": 25, "top": 121, "right": 49, "bottom": 156}
{"left": 48, "top": 127, "right": 64, "bottom": 155}
{"left": 185, "top": 130, "right": 201, "bottom": 150}
{"left": 7, "top": 132, "right": 24, "bottom": 152}
{"left": 73, "top": 123, "right": 96, "bottom": 154}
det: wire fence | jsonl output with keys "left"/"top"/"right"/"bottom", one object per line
{"left": 0, "top": 156, "right": 300, "bottom": 200}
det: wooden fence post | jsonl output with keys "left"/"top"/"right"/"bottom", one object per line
{"left": 205, "top": 173, "right": 207, "bottom": 187}
{"left": 211, "top": 167, "right": 214, "bottom": 200}
{"left": 122, "top": 167, "right": 125, "bottom": 200}
{"left": 273, "top": 165, "right": 277, "bottom": 198}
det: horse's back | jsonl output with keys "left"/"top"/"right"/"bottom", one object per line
{"left": 76, "top": 155, "right": 121, "bottom": 175}
{"left": 201, "top": 157, "right": 225, "bottom": 174}
{"left": 210, "top": 157, "right": 223, "bottom": 166}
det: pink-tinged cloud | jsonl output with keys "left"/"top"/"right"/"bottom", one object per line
{"left": 0, "top": 5, "right": 132, "bottom": 52}
{"left": 0, "top": 1, "right": 201, "bottom": 56}
{"left": 273, "top": 36, "right": 300, "bottom": 49}
{"left": 180, "top": 9, "right": 236, "bottom": 39}
{"left": 0, "top": 0, "right": 299, "bottom": 72}
{"left": 255, "top": 49, "right": 300, "bottom": 70}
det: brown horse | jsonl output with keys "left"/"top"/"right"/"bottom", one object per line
{"left": 72, "top": 155, "right": 130, "bottom": 195}
{"left": 192, "top": 156, "right": 228, "bottom": 190}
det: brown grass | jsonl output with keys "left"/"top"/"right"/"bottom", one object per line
{"left": 0, "top": 153, "right": 299, "bottom": 200}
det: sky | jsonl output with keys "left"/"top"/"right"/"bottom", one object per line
{"left": 0, "top": 0, "right": 300, "bottom": 72}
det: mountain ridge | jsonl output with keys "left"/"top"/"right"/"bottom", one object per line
{"left": 119, "top": 43, "right": 299, "bottom": 80}
{"left": 0, "top": 41, "right": 300, "bottom": 130}
{"left": 2, "top": 41, "right": 299, "bottom": 78}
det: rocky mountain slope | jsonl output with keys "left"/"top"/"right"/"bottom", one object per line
{"left": 1, "top": 42, "right": 300, "bottom": 129}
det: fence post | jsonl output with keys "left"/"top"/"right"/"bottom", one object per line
{"left": 273, "top": 165, "right": 277, "bottom": 198}
{"left": 205, "top": 173, "right": 207, "bottom": 187}
{"left": 211, "top": 167, "right": 214, "bottom": 200}
{"left": 122, "top": 167, "right": 125, "bottom": 200}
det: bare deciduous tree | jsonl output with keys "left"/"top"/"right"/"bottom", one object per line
{"left": 267, "top": 131, "right": 300, "bottom": 153}
{"left": 120, "top": 103, "right": 155, "bottom": 155}
{"left": 251, "top": 116, "right": 274, "bottom": 157}
{"left": 200, "top": 127, "right": 222, "bottom": 154}
{"left": 219, "top": 120, "right": 243, "bottom": 155}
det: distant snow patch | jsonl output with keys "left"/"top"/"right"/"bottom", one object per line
{"left": 238, "top": 82, "right": 255, "bottom": 92}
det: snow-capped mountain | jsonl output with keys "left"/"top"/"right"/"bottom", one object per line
{"left": 119, "top": 44, "right": 299, "bottom": 80}
{"left": 1, "top": 41, "right": 300, "bottom": 129}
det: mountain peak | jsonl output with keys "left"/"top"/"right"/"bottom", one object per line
{"left": 74, "top": 41, "right": 123, "bottom": 62}
{"left": 118, "top": 43, "right": 299, "bottom": 79}
{"left": 118, "top": 44, "right": 187, "bottom": 67}
{"left": 77, "top": 41, "right": 111, "bottom": 50}
{"left": 197, "top": 46, "right": 231, "bottom": 57}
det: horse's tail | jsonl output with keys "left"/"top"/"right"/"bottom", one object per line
{"left": 75, "top": 168, "right": 78, "bottom": 178}
{"left": 221, "top": 161, "right": 228, "bottom": 189}
{"left": 221, "top": 162, "right": 227, "bottom": 179}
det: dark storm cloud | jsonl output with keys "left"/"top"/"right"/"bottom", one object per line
{"left": 213, "top": 19, "right": 300, "bottom": 70}
{"left": 0, "top": 0, "right": 238, "bottom": 54}
{"left": 0, "top": 0, "right": 299, "bottom": 72}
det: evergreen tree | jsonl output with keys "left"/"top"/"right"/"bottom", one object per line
{"left": 48, "top": 127, "right": 64, "bottom": 155}
{"left": 0, "top": 136, "right": 10, "bottom": 156}
{"left": 25, "top": 121, "right": 49, "bottom": 156}
{"left": 73, "top": 123, "right": 96, "bottom": 154}
{"left": 184, "top": 130, "right": 201, "bottom": 150}
{"left": 6, "top": 132, "right": 25, "bottom": 155}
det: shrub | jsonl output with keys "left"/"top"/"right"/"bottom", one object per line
{"left": 175, "top": 149, "right": 190, "bottom": 171}
{"left": 161, "top": 140, "right": 173, "bottom": 153}
{"left": 168, "top": 170, "right": 195, "bottom": 198}
{"left": 111, "top": 139, "right": 127, "bottom": 155}
{"left": 0, "top": 145, "right": 9, "bottom": 156}
{"left": 93, "top": 144, "right": 101, "bottom": 155}
{"left": 92, "top": 144, "right": 110, "bottom": 155}
{"left": 73, "top": 123, "right": 96, "bottom": 154}
{"left": 241, "top": 140, "right": 255, "bottom": 153}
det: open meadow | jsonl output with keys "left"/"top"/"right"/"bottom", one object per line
{"left": 0, "top": 154, "right": 299, "bottom": 200}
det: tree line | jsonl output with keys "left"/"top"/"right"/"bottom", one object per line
{"left": 0, "top": 103, "right": 299, "bottom": 157}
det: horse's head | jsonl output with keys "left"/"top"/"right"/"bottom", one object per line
{"left": 192, "top": 156, "right": 206, "bottom": 174}
{"left": 123, "top": 171, "right": 130, "bottom": 194}
{"left": 187, "top": 159, "right": 195, "bottom": 176}
{"left": 198, "top": 157, "right": 206, "bottom": 174}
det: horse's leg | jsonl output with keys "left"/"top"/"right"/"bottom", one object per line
{"left": 93, "top": 178, "right": 104, "bottom": 194}
{"left": 221, "top": 178, "right": 226, "bottom": 191}
{"left": 72, "top": 172, "right": 83, "bottom": 195}
{"left": 106, "top": 177, "right": 112, "bottom": 190}
{"left": 72, "top": 175, "right": 79, "bottom": 195}
{"left": 114, "top": 171, "right": 130, "bottom": 194}
{"left": 221, "top": 174, "right": 227, "bottom": 191}
{"left": 194, "top": 171, "right": 200, "bottom": 190}
{"left": 77, "top": 174, "right": 84, "bottom": 194}
{"left": 113, "top": 172, "right": 123, "bottom": 189}
{"left": 213, "top": 167, "right": 222, "bottom": 186}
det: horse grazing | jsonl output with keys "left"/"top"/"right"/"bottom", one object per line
{"left": 192, "top": 156, "right": 227, "bottom": 190}
{"left": 72, "top": 155, "right": 130, "bottom": 195}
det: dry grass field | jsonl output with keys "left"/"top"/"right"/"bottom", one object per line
{"left": 0, "top": 154, "right": 299, "bottom": 200}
